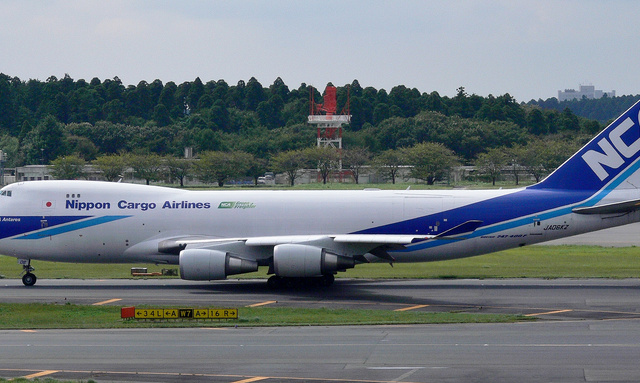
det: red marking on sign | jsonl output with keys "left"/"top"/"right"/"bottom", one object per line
{"left": 121, "top": 307, "right": 135, "bottom": 318}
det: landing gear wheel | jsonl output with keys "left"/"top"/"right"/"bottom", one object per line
{"left": 267, "top": 275, "right": 283, "bottom": 289}
{"left": 22, "top": 273, "right": 37, "bottom": 286}
{"left": 319, "top": 274, "right": 335, "bottom": 287}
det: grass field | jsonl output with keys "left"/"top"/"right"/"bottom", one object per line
{"left": 0, "top": 303, "right": 527, "bottom": 330}
{"left": 1, "top": 245, "right": 637, "bottom": 330}
{"left": 2, "top": 245, "right": 639, "bottom": 280}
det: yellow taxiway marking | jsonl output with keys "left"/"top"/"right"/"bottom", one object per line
{"left": 92, "top": 298, "right": 122, "bottom": 306}
{"left": 20, "top": 330, "right": 37, "bottom": 333}
{"left": 231, "top": 377, "right": 269, "bottom": 383}
{"left": 394, "top": 304, "right": 429, "bottom": 312}
{"left": 246, "top": 301, "right": 277, "bottom": 307}
{"left": 23, "top": 370, "right": 58, "bottom": 379}
{"left": 525, "top": 309, "right": 573, "bottom": 317}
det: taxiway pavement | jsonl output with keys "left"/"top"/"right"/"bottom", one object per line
{"left": 1, "top": 278, "right": 640, "bottom": 382}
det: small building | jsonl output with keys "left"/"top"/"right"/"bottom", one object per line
{"left": 558, "top": 84, "right": 615, "bottom": 102}
{"left": 16, "top": 165, "right": 52, "bottom": 182}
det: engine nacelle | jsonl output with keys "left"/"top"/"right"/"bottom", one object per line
{"left": 273, "top": 244, "right": 355, "bottom": 277}
{"left": 179, "top": 249, "right": 258, "bottom": 281}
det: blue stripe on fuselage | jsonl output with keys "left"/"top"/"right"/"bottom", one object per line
{"left": 357, "top": 154, "right": 640, "bottom": 249}
{"left": 354, "top": 188, "right": 591, "bottom": 236}
{"left": 0, "top": 216, "right": 90, "bottom": 240}
{"left": 1, "top": 215, "right": 130, "bottom": 240}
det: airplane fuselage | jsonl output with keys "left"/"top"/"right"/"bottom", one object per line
{"left": 0, "top": 181, "right": 636, "bottom": 267}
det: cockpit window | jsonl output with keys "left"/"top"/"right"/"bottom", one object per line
{"left": 0, "top": 190, "right": 11, "bottom": 197}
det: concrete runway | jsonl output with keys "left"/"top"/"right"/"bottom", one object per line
{"left": 1, "top": 319, "right": 640, "bottom": 383}
{"left": 1, "top": 278, "right": 640, "bottom": 382}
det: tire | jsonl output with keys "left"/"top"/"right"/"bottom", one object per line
{"left": 267, "top": 275, "right": 283, "bottom": 289}
{"left": 22, "top": 273, "right": 37, "bottom": 286}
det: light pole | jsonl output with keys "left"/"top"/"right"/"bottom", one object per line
{"left": 40, "top": 148, "right": 44, "bottom": 180}
{"left": 0, "top": 150, "right": 5, "bottom": 186}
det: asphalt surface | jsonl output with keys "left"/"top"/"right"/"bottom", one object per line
{"left": 1, "top": 278, "right": 640, "bottom": 382}
{"left": 1, "top": 320, "right": 639, "bottom": 383}
{"left": 1, "top": 278, "right": 640, "bottom": 321}
{"left": 2, "top": 223, "right": 640, "bottom": 383}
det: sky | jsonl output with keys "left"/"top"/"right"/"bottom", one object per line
{"left": 1, "top": 0, "right": 639, "bottom": 103}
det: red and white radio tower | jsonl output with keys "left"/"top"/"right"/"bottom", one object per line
{"left": 308, "top": 85, "right": 351, "bottom": 150}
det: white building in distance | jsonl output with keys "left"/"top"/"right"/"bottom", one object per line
{"left": 558, "top": 84, "right": 615, "bottom": 102}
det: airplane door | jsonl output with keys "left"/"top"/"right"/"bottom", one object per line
{"left": 530, "top": 216, "right": 543, "bottom": 237}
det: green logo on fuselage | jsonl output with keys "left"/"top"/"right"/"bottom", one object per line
{"left": 218, "top": 201, "right": 256, "bottom": 209}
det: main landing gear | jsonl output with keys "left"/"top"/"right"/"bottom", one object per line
{"left": 267, "top": 274, "right": 335, "bottom": 289}
{"left": 19, "top": 259, "right": 37, "bottom": 286}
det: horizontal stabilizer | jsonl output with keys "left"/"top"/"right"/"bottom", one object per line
{"left": 572, "top": 199, "right": 640, "bottom": 215}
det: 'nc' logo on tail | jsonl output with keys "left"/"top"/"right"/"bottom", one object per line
{"left": 582, "top": 109, "right": 640, "bottom": 181}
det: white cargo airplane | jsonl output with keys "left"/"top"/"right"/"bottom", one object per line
{"left": 3, "top": 101, "right": 640, "bottom": 287}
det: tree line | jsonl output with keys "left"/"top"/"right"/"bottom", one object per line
{"left": 0, "top": 73, "right": 625, "bottom": 185}
{"left": 527, "top": 94, "right": 640, "bottom": 123}
{"left": 50, "top": 136, "right": 578, "bottom": 188}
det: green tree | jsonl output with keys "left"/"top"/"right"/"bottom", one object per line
{"left": 271, "top": 149, "right": 306, "bottom": 186}
{"left": 128, "top": 153, "right": 164, "bottom": 185}
{"left": 0, "top": 134, "right": 20, "bottom": 168}
{"left": 518, "top": 138, "right": 581, "bottom": 184}
{"left": 23, "top": 115, "right": 65, "bottom": 164}
{"left": 93, "top": 154, "right": 128, "bottom": 182}
{"left": 405, "top": 142, "right": 458, "bottom": 185}
{"left": 504, "top": 145, "right": 526, "bottom": 185}
{"left": 153, "top": 104, "right": 172, "bottom": 127}
{"left": 189, "top": 77, "right": 205, "bottom": 110}
{"left": 194, "top": 151, "right": 251, "bottom": 187}
{"left": 245, "top": 77, "right": 265, "bottom": 111}
{"left": 49, "top": 155, "right": 86, "bottom": 180}
{"left": 165, "top": 157, "right": 193, "bottom": 187}
{"left": 526, "top": 108, "right": 547, "bottom": 135}
{"left": 343, "top": 147, "right": 371, "bottom": 184}
{"left": 372, "top": 149, "right": 405, "bottom": 184}
{"left": 102, "top": 99, "right": 126, "bottom": 123}
{"left": 65, "top": 135, "right": 98, "bottom": 160}
{"left": 304, "top": 146, "right": 340, "bottom": 184}
{"left": 559, "top": 107, "right": 580, "bottom": 131}
{"left": 519, "top": 139, "right": 550, "bottom": 183}
{"left": 475, "top": 148, "right": 508, "bottom": 186}
{"left": 246, "top": 156, "right": 268, "bottom": 185}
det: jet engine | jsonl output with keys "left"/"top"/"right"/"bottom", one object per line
{"left": 273, "top": 244, "right": 355, "bottom": 277}
{"left": 179, "top": 249, "right": 258, "bottom": 280}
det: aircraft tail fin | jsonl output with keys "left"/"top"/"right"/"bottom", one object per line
{"left": 530, "top": 99, "right": 640, "bottom": 191}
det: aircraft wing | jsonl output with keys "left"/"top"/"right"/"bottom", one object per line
{"left": 156, "top": 220, "right": 484, "bottom": 263}
{"left": 158, "top": 233, "right": 428, "bottom": 254}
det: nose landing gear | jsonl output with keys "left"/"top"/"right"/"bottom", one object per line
{"left": 19, "top": 259, "right": 37, "bottom": 286}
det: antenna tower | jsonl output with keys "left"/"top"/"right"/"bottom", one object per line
{"left": 308, "top": 85, "right": 350, "bottom": 149}
{"left": 308, "top": 85, "right": 351, "bottom": 181}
